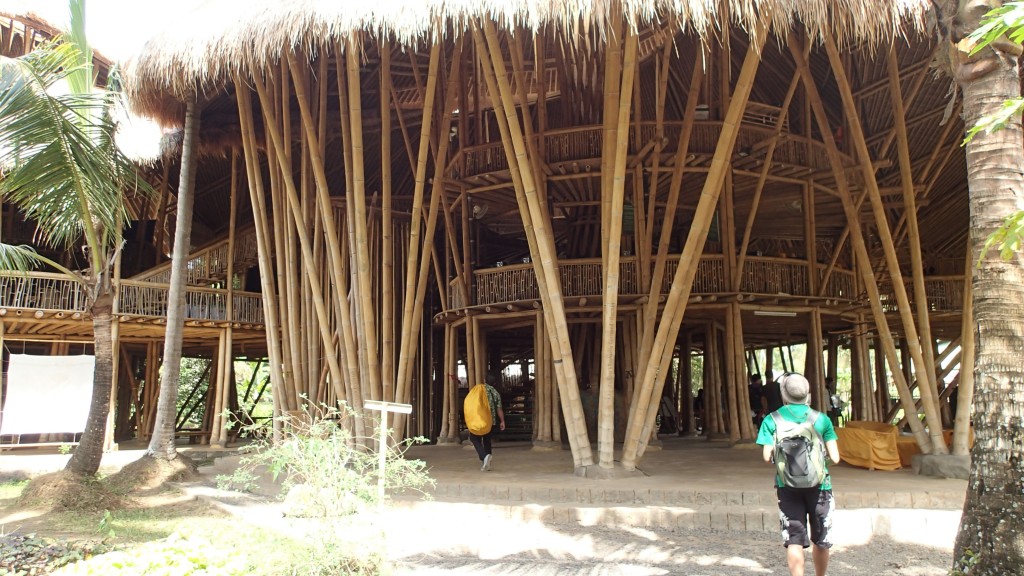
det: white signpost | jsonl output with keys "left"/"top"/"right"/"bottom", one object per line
{"left": 363, "top": 400, "right": 413, "bottom": 506}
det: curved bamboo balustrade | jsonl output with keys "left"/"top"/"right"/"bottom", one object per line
{"left": 0, "top": 272, "right": 264, "bottom": 326}
{"left": 132, "top": 226, "right": 259, "bottom": 285}
{"left": 459, "top": 119, "right": 832, "bottom": 179}
{"left": 453, "top": 256, "right": 955, "bottom": 314}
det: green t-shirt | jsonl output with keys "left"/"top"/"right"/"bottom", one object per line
{"left": 484, "top": 384, "right": 503, "bottom": 425}
{"left": 756, "top": 404, "right": 837, "bottom": 490}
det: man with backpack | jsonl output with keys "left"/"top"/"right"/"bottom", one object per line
{"left": 463, "top": 374, "right": 505, "bottom": 471}
{"left": 756, "top": 372, "right": 841, "bottom": 576}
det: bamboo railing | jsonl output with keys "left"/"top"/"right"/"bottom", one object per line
{"left": 132, "top": 227, "right": 259, "bottom": 285}
{"left": 463, "top": 256, "right": 956, "bottom": 312}
{"left": 459, "top": 118, "right": 831, "bottom": 179}
{"left": 0, "top": 272, "right": 86, "bottom": 312}
{"left": 0, "top": 272, "right": 264, "bottom": 325}
{"left": 119, "top": 280, "right": 263, "bottom": 324}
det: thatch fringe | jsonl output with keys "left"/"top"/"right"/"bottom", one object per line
{"left": 124, "top": 0, "right": 932, "bottom": 124}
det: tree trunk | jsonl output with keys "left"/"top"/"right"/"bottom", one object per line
{"left": 64, "top": 289, "right": 114, "bottom": 477}
{"left": 148, "top": 100, "right": 201, "bottom": 460}
{"left": 951, "top": 1, "right": 1024, "bottom": 571}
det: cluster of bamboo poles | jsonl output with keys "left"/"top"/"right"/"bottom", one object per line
{"left": 226, "top": 29, "right": 469, "bottom": 442}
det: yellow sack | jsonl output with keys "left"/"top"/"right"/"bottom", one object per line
{"left": 463, "top": 383, "right": 492, "bottom": 435}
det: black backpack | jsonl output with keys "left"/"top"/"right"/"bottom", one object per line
{"left": 771, "top": 409, "right": 828, "bottom": 489}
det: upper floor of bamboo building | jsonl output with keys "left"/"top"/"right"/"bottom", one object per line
{"left": 2, "top": 1, "right": 972, "bottom": 472}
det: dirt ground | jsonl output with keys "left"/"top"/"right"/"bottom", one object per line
{"left": 1, "top": 445, "right": 957, "bottom": 575}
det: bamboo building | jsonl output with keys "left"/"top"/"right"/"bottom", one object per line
{"left": 3, "top": 1, "right": 973, "bottom": 474}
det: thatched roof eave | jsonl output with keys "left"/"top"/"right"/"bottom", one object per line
{"left": 124, "top": 0, "right": 935, "bottom": 126}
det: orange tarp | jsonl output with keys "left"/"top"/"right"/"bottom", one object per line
{"left": 836, "top": 421, "right": 902, "bottom": 471}
{"left": 896, "top": 429, "right": 974, "bottom": 467}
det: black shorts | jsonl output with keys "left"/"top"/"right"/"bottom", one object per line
{"left": 776, "top": 487, "right": 834, "bottom": 549}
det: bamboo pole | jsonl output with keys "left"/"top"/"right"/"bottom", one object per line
{"left": 235, "top": 77, "right": 287, "bottom": 438}
{"left": 394, "top": 38, "right": 464, "bottom": 436}
{"left": 479, "top": 22, "right": 594, "bottom": 468}
{"left": 597, "top": 25, "right": 639, "bottom": 469}
{"left": 823, "top": 35, "right": 945, "bottom": 453}
{"left": 635, "top": 56, "right": 706, "bottom": 391}
{"left": 210, "top": 331, "right": 227, "bottom": 447}
{"left": 285, "top": 53, "right": 352, "bottom": 407}
{"left": 393, "top": 40, "right": 442, "bottom": 415}
{"left": 620, "top": 27, "right": 766, "bottom": 469}
{"left": 887, "top": 45, "right": 942, "bottom": 422}
{"left": 952, "top": 239, "right": 975, "bottom": 455}
{"left": 724, "top": 304, "right": 743, "bottom": 442}
{"left": 344, "top": 40, "right": 383, "bottom": 406}
{"left": 733, "top": 73, "right": 801, "bottom": 289}
{"left": 787, "top": 33, "right": 932, "bottom": 452}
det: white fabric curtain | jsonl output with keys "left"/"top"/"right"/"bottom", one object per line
{"left": 0, "top": 354, "right": 95, "bottom": 436}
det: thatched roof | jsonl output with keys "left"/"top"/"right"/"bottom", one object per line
{"left": 125, "top": 0, "right": 934, "bottom": 123}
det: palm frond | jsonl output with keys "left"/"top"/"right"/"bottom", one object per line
{"left": 0, "top": 41, "right": 141, "bottom": 267}
{"left": 0, "top": 243, "right": 43, "bottom": 274}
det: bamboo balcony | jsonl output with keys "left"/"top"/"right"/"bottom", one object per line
{"left": 0, "top": 271, "right": 264, "bottom": 327}
{"left": 445, "top": 256, "right": 962, "bottom": 316}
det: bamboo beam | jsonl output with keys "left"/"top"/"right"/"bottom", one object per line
{"left": 824, "top": 35, "right": 946, "bottom": 453}
{"left": 621, "top": 27, "right": 767, "bottom": 470}
{"left": 787, "top": 33, "right": 931, "bottom": 451}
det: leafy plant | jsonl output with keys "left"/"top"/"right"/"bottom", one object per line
{"left": 951, "top": 548, "right": 978, "bottom": 576}
{"left": 218, "top": 404, "right": 433, "bottom": 514}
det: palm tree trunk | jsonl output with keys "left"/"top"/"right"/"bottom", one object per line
{"left": 148, "top": 100, "right": 201, "bottom": 460}
{"left": 951, "top": 1, "right": 1024, "bottom": 571}
{"left": 65, "top": 289, "right": 114, "bottom": 476}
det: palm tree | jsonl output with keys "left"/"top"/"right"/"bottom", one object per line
{"left": 943, "top": 0, "right": 1024, "bottom": 572}
{"left": 0, "top": 0, "right": 146, "bottom": 477}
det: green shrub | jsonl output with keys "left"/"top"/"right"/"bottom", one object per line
{"left": 218, "top": 404, "right": 433, "bottom": 516}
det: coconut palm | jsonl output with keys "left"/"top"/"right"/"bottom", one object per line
{"left": 0, "top": 0, "right": 146, "bottom": 477}
{"left": 942, "top": 0, "right": 1024, "bottom": 572}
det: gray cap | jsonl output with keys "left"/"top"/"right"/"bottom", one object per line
{"left": 780, "top": 373, "right": 811, "bottom": 405}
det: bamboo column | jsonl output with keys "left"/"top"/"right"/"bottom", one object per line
{"left": 787, "top": 33, "right": 931, "bottom": 453}
{"left": 724, "top": 304, "right": 744, "bottom": 442}
{"left": 886, "top": 45, "right": 943, "bottom": 426}
{"left": 234, "top": 76, "right": 287, "bottom": 439}
{"left": 808, "top": 309, "right": 826, "bottom": 412}
{"left": 477, "top": 22, "right": 594, "bottom": 469}
{"left": 621, "top": 27, "right": 767, "bottom": 470}
{"left": 597, "top": 23, "right": 639, "bottom": 469}
{"left": 343, "top": 39, "right": 383, "bottom": 406}
{"left": 682, "top": 331, "right": 696, "bottom": 436}
{"left": 952, "top": 240, "right": 975, "bottom": 455}
{"left": 822, "top": 35, "right": 945, "bottom": 454}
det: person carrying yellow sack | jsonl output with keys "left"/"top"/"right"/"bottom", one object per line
{"left": 463, "top": 374, "right": 505, "bottom": 471}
